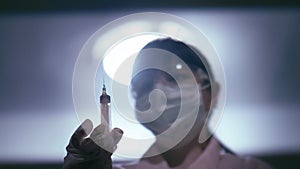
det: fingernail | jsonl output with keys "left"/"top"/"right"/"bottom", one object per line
{"left": 113, "top": 128, "right": 124, "bottom": 135}
{"left": 111, "top": 128, "right": 123, "bottom": 144}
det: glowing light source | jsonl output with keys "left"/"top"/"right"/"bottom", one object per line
{"left": 103, "top": 34, "right": 164, "bottom": 85}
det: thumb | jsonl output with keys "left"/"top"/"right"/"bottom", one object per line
{"left": 105, "top": 127, "right": 123, "bottom": 153}
{"left": 111, "top": 127, "right": 124, "bottom": 145}
{"left": 89, "top": 126, "right": 124, "bottom": 153}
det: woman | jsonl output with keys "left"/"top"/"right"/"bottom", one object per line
{"left": 63, "top": 38, "right": 272, "bottom": 169}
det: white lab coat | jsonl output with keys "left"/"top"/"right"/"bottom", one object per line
{"left": 113, "top": 138, "right": 272, "bottom": 169}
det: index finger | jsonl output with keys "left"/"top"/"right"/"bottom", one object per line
{"left": 70, "top": 119, "right": 93, "bottom": 147}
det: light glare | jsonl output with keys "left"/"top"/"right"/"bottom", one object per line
{"left": 103, "top": 34, "right": 164, "bottom": 85}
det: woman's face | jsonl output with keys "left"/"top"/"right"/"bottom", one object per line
{"left": 134, "top": 68, "right": 212, "bottom": 136}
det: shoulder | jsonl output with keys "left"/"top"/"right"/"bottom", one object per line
{"left": 218, "top": 153, "right": 273, "bottom": 169}
{"left": 200, "top": 137, "right": 272, "bottom": 169}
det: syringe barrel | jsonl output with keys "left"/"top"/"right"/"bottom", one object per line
{"left": 100, "top": 94, "right": 111, "bottom": 130}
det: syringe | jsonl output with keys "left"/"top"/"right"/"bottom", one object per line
{"left": 100, "top": 84, "right": 111, "bottom": 131}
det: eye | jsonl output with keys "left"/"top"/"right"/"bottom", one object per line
{"left": 159, "top": 72, "right": 176, "bottom": 84}
{"left": 165, "top": 75, "right": 176, "bottom": 82}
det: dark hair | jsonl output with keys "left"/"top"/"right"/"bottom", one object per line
{"left": 131, "top": 38, "right": 212, "bottom": 98}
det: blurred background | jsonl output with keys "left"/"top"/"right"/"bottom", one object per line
{"left": 0, "top": 0, "right": 300, "bottom": 169}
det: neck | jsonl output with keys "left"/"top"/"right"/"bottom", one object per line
{"left": 162, "top": 138, "right": 208, "bottom": 168}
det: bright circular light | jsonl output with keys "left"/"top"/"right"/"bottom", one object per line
{"left": 103, "top": 34, "right": 165, "bottom": 85}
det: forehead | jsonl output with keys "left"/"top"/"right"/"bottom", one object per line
{"left": 136, "top": 67, "right": 208, "bottom": 87}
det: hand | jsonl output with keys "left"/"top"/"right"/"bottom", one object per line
{"left": 63, "top": 119, "right": 123, "bottom": 169}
